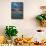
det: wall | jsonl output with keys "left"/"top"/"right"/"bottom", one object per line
{"left": 0, "top": 0, "right": 46, "bottom": 40}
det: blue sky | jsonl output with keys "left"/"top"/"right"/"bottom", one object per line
{"left": 11, "top": 2, "right": 23, "bottom": 9}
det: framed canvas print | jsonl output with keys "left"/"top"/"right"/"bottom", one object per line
{"left": 11, "top": 2, "right": 23, "bottom": 19}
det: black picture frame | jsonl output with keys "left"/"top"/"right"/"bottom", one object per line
{"left": 11, "top": 2, "right": 23, "bottom": 19}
